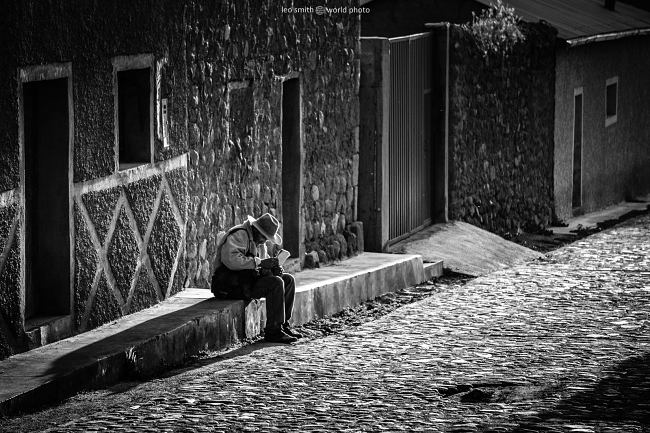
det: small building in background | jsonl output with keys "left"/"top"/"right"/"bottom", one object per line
{"left": 359, "top": 0, "right": 650, "bottom": 251}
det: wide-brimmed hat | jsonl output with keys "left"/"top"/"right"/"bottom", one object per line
{"left": 247, "top": 213, "right": 283, "bottom": 245}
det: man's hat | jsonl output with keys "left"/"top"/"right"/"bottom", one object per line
{"left": 247, "top": 213, "right": 283, "bottom": 245}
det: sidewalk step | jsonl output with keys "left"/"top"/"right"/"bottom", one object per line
{"left": 0, "top": 252, "right": 431, "bottom": 416}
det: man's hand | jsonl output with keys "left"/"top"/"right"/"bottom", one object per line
{"left": 272, "top": 266, "right": 284, "bottom": 276}
{"left": 260, "top": 257, "right": 279, "bottom": 269}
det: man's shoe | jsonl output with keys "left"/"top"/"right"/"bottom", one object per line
{"left": 282, "top": 323, "right": 303, "bottom": 339}
{"left": 264, "top": 328, "right": 298, "bottom": 344}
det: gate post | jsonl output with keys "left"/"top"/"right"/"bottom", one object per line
{"left": 359, "top": 38, "right": 390, "bottom": 252}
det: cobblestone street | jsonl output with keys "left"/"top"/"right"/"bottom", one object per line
{"left": 4, "top": 214, "right": 650, "bottom": 433}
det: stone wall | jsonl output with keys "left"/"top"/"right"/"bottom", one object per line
{"left": 184, "top": 0, "right": 361, "bottom": 285}
{"left": 0, "top": 0, "right": 361, "bottom": 359}
{"left": 447, "top": 22, "right": 557, "bottom": 234}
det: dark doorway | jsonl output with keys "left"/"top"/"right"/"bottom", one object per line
{"left": 281, "top": 78, "right": 302, "bottom": 258}
{"left": 572, "top": 91, "right": 583, "bottom": 210}
{"left": 23, "top": 78, "right": 70, "bottom": 319}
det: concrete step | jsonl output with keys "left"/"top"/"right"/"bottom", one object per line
{"left": 0, "top": 252, "right": 432, "bottom": 416}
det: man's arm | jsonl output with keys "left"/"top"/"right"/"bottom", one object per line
{"left": 221, "top": 230, "right": 261, "bottom": 270}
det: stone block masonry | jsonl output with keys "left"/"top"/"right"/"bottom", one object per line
{"left": 0, "top": 0, "right": 361, "bottom": 360}
{"left": 447, "top": 22, "right": 557, "bottom": 234}
{"left": 185, "top": 0, "right": 362, "bottom": 285}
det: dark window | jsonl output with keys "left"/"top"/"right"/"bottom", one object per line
{"left": 606, "top": 78, "right": 617, "bottom": 125}
{"left": 118, "top": 68, "right": 151, "bottom": 168}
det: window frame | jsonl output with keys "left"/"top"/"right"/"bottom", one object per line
{"left": 112, "top": 54, "right": 155, "bottom": 172}
{"left": 605, "top": 76, "right": 618, "bottom": 127}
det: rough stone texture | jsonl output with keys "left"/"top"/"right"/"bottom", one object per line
{"left": 107, "top": 206, "right": 139, "bottom": 302}
{"left": 73, "top": 203, "right": 98, "bottom": 330}
{"left": 129, "top": 267, "right": 158, "bottom": 314}
{"left": 554, "top": 36, "right": 650, "bottom": 221}
{"left": 185, "top": 0, "right": 361, "bottom": 287}
{"left": 0, "top": 331, "right": 11, "bottom": 360}
{"left": 0, "top": 229, "right": 22, "bottom": 349}
{"left": 165, "top": 168, "right": 188, "bottom": 219}
{"left": 87, "top": 273, "right": 122, "bottom": 331}
{"left": 147, "top": 193, "right": 181, "bottom": 293}
{"left": 7, "top": 0, "right": 188, "bottom": 183}
{"left": 0, "top": 204, "right": 16, "bottom": 257}
{"left": 82, "top": 188, "right": 121, "bottom": 245}
{"left": 75, "top": 171, "right": 185, "bottom": 334}
{"left": 448, "top": 23, "right": 557, "bottom": 234}
{"left": 124, "top": 175, "right": 161, "bottom": 237}
{"left": 0, "top": 2, "right": 18, "bottom": 193}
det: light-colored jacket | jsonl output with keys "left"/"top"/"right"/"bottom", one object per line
{"left": 214, "top": 221, "right": 269, "bottom": 271}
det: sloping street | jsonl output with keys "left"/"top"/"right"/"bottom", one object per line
{"left": 3, "top": 214, "right": 650, "bottom": 433}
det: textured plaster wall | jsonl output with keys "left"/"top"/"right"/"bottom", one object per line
{"left": 0, "top": 201, "right": 22, "bottom": 358}
{"left": 447, "top": 23, "right": 557, "bottom": 234}
{"left": 10, "top": 0, "right": 188, "bottom": 182}
{"left": 184, "top": 0, "right": 361, "bottom": 286}
{"left": 554, "top": 36, "right": 650, "bottom": 221}
{"left": 0, "top": 3, "right": 19, "bottom": 193}
{"left": 74, "top": 166, "right": 187, "bottom": 332}
{"left": 0, "top": 0, "right": 191, "bottom": 355}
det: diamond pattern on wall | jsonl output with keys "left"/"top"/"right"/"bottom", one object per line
{"left": 87, "top": 271, "right": 122, "bottom": 330}
{"left": 81, "top": 188, "right": 121, "bottom": 245}
{"left": 74, "top": 203, "right": 98, "bottom": 330}
{"left": 74, "top": 166, "right": 187, "bottom": 332}
{"left": 129, "top": 266, "right": 158, "bottom": 314}
{"left": 124, "top": 174, "right": 162, "bottom": 238}
{"left": 107, "top": 206, "right": 139, "bottom": 302}
{"left": 147, "top": 191, "right": 181, "bottom": 294}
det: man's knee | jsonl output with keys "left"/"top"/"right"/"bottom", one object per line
{"left": 268, "top": 275, "right": 285, "bottom": 294}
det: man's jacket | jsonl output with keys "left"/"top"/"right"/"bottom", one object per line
{"left": 214, "top": 221, "right": 270, "bottom": 271}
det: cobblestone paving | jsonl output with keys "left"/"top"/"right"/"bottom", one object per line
{"left": 5, "top": 215, "right": 650, "bottom": 432}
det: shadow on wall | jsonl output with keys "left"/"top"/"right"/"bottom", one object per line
{"left": 511, "top": 352, "right": 650, "bottom": 431}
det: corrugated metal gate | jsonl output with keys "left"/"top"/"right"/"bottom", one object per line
{"left": 388, "top": 33, "right": 432, "bottom": 243}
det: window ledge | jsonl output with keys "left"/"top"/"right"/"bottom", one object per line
{"left": 119, "top": 162, "right": 149, "bottom": 172}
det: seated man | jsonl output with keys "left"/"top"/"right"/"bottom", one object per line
{"left": 211, "top": 213, "right": 302, "bottom": 344}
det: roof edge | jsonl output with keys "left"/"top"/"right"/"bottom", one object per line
{"left": 567, "top": 27, "right": 650, "bottom": 46}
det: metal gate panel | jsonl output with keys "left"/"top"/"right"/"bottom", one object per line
{"left": 388, "top": 33, "right": 432, "bottom": 243}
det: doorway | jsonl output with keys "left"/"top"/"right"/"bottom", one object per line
{"left": 572, "top": 89, "right": 583, "bottom": 211}
{"left": 281, "top": 78, "right": 302, "bottom": 259}
{"left": 23, "top": 77, "right": 71, "bottom": 319}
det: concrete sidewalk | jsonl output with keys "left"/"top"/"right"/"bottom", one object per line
{"left": 0, "top": 252, "right": 442, "bottom": 416}
{"left": 550, "top": 197, "right": 650, "bottom": 236}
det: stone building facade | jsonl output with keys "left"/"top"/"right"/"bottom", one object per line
{"left": 0, "top": 0, "right": 361, "bottom": 360}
